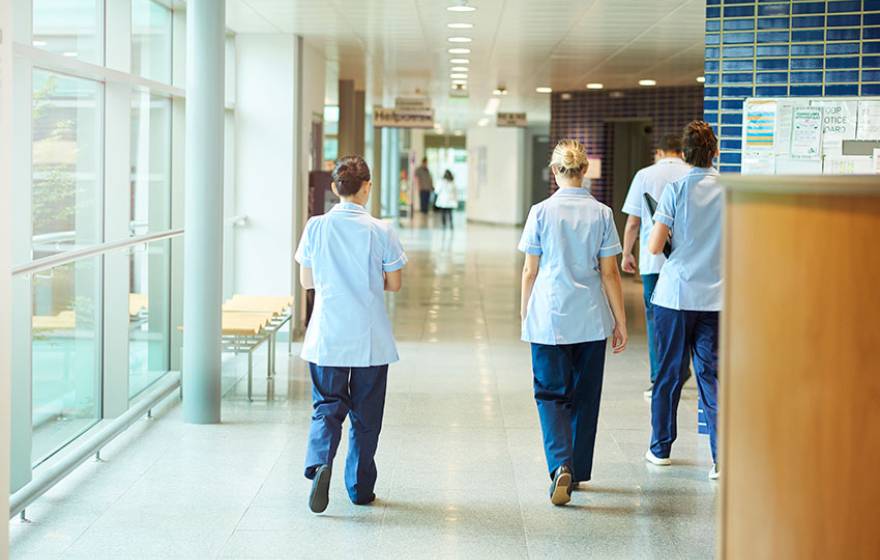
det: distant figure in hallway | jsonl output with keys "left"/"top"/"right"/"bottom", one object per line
{"left": 295, "top": 155, "right": 408, "bottom": 513}
{"left": 644, "top": 121, "right": 722, "bottom": 480}
{"left": 435, "top": 169, "right": 458, "bottom": 229}
{"left": 621, "top": 134, "right": 691, "bottom": 398}
{"left": 519, "top": 139, "right": 628, "bottom": 506}
{"left": 415, "top": 157, "right": 434, "bottom": 214}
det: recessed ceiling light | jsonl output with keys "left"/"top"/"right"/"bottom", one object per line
{"left": 32, "top": 40, "right": 47, "bottom": 47}
{"left": 536, "top": 86, "right": 552, "bottom": 94}
{"left": 561, "top": 93, "right": 573, "bottom": 100}
{"left": 449, "top": 58, "right": 470, "bottom": 64}
{"left": 448, "top": 4, "right": 477, "bottom": 12}
{"left": 492, "top": 88, "right": 508, "bottom": 96}
{"left": 478, "top": 117, "right": 490, "bottom": 127}
{"left": 62, "top": 51, "right": 78, "bottom": 57}
{"left": 450, "top": 73, "right": 468, "bottom": 79}
{"left": 454, "top": 130, "right": 463, "bottom": 136}
{"left": 448, "top": 48, "right": 471, "bottom": 54}
{"left": 586, "top": 83, "right": 604, "bottom": 90}
{"left": 696, "top": 76, "right": 706, "bottom": 83}
{"left": 448, "top": 23, "right": 473, "bottom": 29}
{"left": 451, "top": 66, "right": 469, "bottom": 72}
{"left": 639, "top": 79, "right": 657, "bottom": 86}
{"left": 452, "top": 79, "right": 468, "bottom": 85}
{"left": 448, "top": 36, "right": 472, "bottom": 43}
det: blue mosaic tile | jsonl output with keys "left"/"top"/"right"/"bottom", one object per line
{"left": 759, "top": 17, "right": 791, "bottom": 30}
{"left": 828, "top": 14, "right": 862, "bottom": 26}
{"left": 868, "top": 0, "right": 880, "bottom": 8}
{"left": 828, "top": 1, "right": 863, "bottom": 13}
{"left": 719, "top": 152, "right": 742, "bottom": 164}
{"left": 793, "top": 2, "right": 828, "bottom": 15}
{"left": 824, "top": 69, "right": 860, "bottom": 80}
{"left": 723, "top": 46, "right": 756, "bottom": 57}
{"left": 827, "top": 28, "right": 862, "bottom": 40}
{"left": 707, "top": 7, "right": 721, "bottom": 18}
{"left": 723, "top": 59, "right": 755, "bottom": 71}
{"left": 865, "top": 13, "right": 880, "bottom": 25}
{"left": 725, "top": 19, "right": 756, "bottom": 31}
{"left": 792, "top": 29, "right": 826, "bottom": 41}
{"left": 703, "top": 87, "right": 720, "bottom": 97}
{"left": 756, "top": 71, "right": 790, "bottom": 83}
{"left": 705, "top": 47, "right": 721, "bottom": 58}
{"left": 707, "top": 20, "right": 722, "bottom": 32}
{"left": 723, "top": 72, "right": 754, "bottom": 83}
{"left": 824, "top": 84, "right": 860, "bottom": 94}
{"left": 719, "top": 164, "right": 742, "bottom": 173}
{"left": 721, "top": 112, "right": 744, "bottom": 125}
{"left": 862, "top": 83, "right": 880, "bottom": 94}
{"left": 791, "top": 57, "right": 825, "bottom": 68}
{"left": 706, "top": 33, "right": 721, "bottom": 45}
{"left": 790, "top": 84, "right": 824, "bottom": 95}
{"left": 758, "top": 45, "right": 790, "bottom": 56}
{"left": 790, "top": 71, "right": 824, "bottom": 82}
{"left": 756, "top": 85, "right": 790, "bottom": 95}
{"left": 721, "top": 125, "right": 743, "bottom": 137}
{"left": 759, "top": 3, "right": 791, "bottom": 16}
{"left": 705, "top": 73, "right": 720, "bottom": 85}
{"left": 826, "top": 42, "right": 861, "bottom": 53}
{"left": 792, "top": 15, "right": 826, "bottom": 27}
{"left": 721, "top": 99, "right": 745, "bottom": 110}
{"left": 864, "top": 27, "right": 880, "bottom": 39}
{"left": 756, "top": 58, "right": 790, "bottom": 69}
{"left": 862, "top": 68, "right": 880, "bottom": 79}
{"left": 863, "top": 40, "right": 880, "bottom": 52}
{"left": 791, "top": 44, "right": 825, "bottom": 55}
{"left": 862, "top": 55, "right": 880, "bottom": 67}
{"left": 721, "top": 139, "right": 743, "bottom": 150}
{"left": 724, "top": 32, "right": 757, "bottom": 44}
{"left": 825, "top": 56, "right": 860, "bottom": 67}
{"left": 722, "top": 86, "right": 755, "bottom": 96}
{"left": 705, "top": 60, "right": 720, "bottom": 71}
{"left": 725, "top": 5, "right": 755, "bottom": 17}
{"left": 759, "top": 31, "right": 792, "bottom": 42}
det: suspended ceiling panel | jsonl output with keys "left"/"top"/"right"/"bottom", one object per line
{"left": 226, "top": 0, "right": 705, "bottom": 130}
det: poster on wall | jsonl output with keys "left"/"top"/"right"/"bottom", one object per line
{"left": 857, "top": 101, "right": 880, "bottom": 140}
{"left": 744, "top": 99, "right": 777, "bottom": 151}
{"left": 742, "top": 151, "right": 776, "bottom": 175}
{"left": 790, "top": 107, "right": 823, "bottom": 159}
{"left": 812, "top": 100, "right": 858, "bottom": 156}
{"left": 775, "top": 101, "right": 795, "bottom": 155}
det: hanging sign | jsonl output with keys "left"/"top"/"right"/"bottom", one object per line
{"left": 394, "top": 97, "right": 432, "bottom": 111}
{"left": 496, "top": 112, "right": 527, "bottom": 127}
{"left": 373, "top": 106, "right": 435, "bottom": 129}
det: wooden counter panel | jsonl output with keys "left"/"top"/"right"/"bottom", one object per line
{"left": 721, "top": 193, "right": 880, "bottom": 560}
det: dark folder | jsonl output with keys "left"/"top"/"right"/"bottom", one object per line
{"left": 644, "top": 193, "right": 672, "bottom": 258}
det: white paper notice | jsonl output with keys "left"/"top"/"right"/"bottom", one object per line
{"left": 791, "top": 107, "right": 823, "bottom": 159}
{"left": 775, "top": 101, "right": 795, "bottom": 156}
{"left": 742, "top": 151, "right": 776, "bottom": 175}
{"left": 857, "top": 101, "right": 880, "bottom": 140}
{"left": 823, "top": 155, "right": 874, "bottom": 175}
{"left": 813, "top": 100, "right": 857, "bottom": 156}
{"left": 874, "top": 148, "right": 880, "bottom": 174}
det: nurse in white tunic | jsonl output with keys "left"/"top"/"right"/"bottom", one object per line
{"left": 295, "top": 156, "right": 407, "bottom": 513}
{"left": 519, "top": 139, "right": 628, "bottom": 506}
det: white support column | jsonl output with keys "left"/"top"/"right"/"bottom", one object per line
{"left": 1, "top": 0, "right": 15, "bottom": 553}
{"left": 182, "top": 0, "right": 225, "bottom": 424}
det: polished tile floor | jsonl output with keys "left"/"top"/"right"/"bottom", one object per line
{"left": 10, "top": 216, "right": 716, "bottom": 559}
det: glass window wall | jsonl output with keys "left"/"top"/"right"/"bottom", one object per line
{"left": 32, "top": 0, "right": 103, "bottom": 65}
{"left": 132, "top": 0, "right": 173, "bottom": 83}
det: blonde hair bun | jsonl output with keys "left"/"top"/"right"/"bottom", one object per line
{"left": 551, "top": 139, "right": 589, "bottom": 177}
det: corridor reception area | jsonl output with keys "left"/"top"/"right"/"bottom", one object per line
{"left": 2, "top": 0, "right": 880, "bottom": 559}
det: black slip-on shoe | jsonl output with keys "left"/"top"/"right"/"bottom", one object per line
{"left": 309, "top": 464, "right": 332, "bottom": 514}
{"left": 549, "top": 465, "right": 573, "bottom": 506}
{"left": 352, "top": 493, "right": 376, "bottom": 506}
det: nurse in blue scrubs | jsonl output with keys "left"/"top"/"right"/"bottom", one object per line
{"left": 295, "top": 155, "right": 407, "bottom": 513}
{"left": 519, "top": 139, "right": 628, "bottom": 506}
{"left": 644, "top": 121, "right": 723, "bottom": 480}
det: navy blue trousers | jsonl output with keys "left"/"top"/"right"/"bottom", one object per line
{"left": 641, "top": 273, "right": 661, "bottom": 383}
{"left": 305, "top": 363, "right": 388, "bottom": 502}
{"left": 650, "top": 307, "right": 719, "bottom": 463}
{"left": 530, "top": 341, "right": 606, "bottom": 482}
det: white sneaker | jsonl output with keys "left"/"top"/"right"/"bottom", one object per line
{"left": 645, "top": 450, "right": 672, "bottom": 466}
{"left": 709, "top": 465, "right": 720, "bottom": 480}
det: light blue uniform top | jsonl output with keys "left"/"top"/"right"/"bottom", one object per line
{"left": 518, "top": 187, "right": 622, "bottom": 345}
{"left": 651, "top": 167, "right": 723, "bottom": 312}
{"left": 621, "top": 157, "right": 691, "bottom": 275}
{"left": 294, "top": 202, "right": 407, "bottom": 367}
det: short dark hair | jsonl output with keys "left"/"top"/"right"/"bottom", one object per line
{"left": 682, "top": 121, "right": 717, "bottom": 168}
{"left": 332, "top": 155, "right": 371, "bottom": 196}
{"left": 658, "top": 134, "right": 682, "bottom": 154}
{"left": 443, "top": 169, "right": 453, "bottom": 181}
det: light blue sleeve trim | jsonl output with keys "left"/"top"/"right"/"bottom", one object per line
{"left": 383, "top": 252, "right": 408, "bottom": 272}
{"left": 517, "top": 240, "right": 542, "bottom": 255}
{"left": 654, "top": 212, "right": 674, "bottom": 228}
{"left": 598, "top": 242, "right": 623, "bottom": 258}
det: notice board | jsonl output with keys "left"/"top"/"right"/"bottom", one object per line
{"left": 741, "top": 96, "right": 880, "bottom": 175}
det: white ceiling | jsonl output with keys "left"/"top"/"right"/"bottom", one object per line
{"left": 225, "top": 0, "right": 706, "bottom": 131}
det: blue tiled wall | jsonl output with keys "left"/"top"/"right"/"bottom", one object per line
{"left": 705, "top": 0, "right": 880, "bottom": 172}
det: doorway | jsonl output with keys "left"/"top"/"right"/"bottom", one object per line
{"left": 530, "top": 134, "right": 551, "bottom": 206}
{"left": 610, "top": 120, "right": 654, "bottom": 243}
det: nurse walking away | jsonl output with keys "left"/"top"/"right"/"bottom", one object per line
{"left": 519, "top": 139, "right": 628, "bottom": 506}
{"left": 620, "top": 135, "right": 691, "bottom": 398}
{"left": 295, "top": 156, "right": 408, "bottom": 514}
{"left": 644, "top": 121, "right": 723, "bottom": 480}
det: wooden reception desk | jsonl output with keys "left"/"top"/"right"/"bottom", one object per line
{"left": 719, "top": 176, "right": 880, "bottom": 560}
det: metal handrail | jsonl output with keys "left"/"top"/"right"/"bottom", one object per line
{"left": 11, "top": 229, "right": 184, "bottom": 277}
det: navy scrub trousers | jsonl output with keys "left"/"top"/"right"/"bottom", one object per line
{"left": 641, "top": 273, "right": 661, "bottom": 383}
{"left": 305, "top": 363, "right": 388, "bottom": 503}
{"left": 650, "top": 306, "right": 719, "bottom": 463}
{"left": 531, "top": 340, "right": 606, "bottom": 483}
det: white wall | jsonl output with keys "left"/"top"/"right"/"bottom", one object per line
{"left": 234, "top": 35, "right": 296, "bottom": 296}
{"left": 465, "top": 126, "right": 527, "bottom": 226}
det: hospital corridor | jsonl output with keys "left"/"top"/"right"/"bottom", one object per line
{"left": 8, "top": 221, "right": 715, "bottom": 559}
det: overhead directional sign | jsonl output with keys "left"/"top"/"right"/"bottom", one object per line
{"left": 374, "top": 106, "right": 435, "bottom": 129}
{"left": 497, "top": 112, "right": 527, "bottom": 127}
